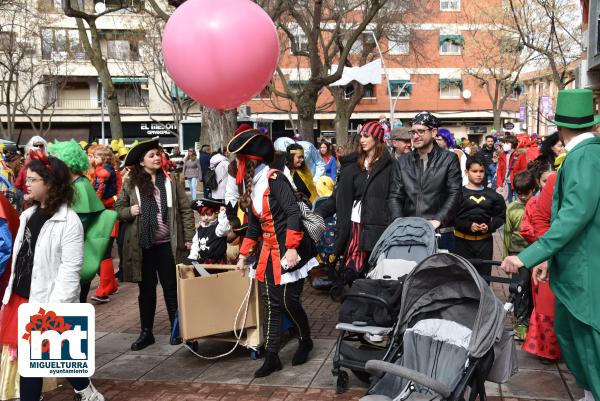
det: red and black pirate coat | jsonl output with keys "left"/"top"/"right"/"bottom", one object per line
{"left": 239, "top": 166, "right": 317, "bottom": 285}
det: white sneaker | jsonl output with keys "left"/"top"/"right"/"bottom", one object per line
{"left": 75, "top": 383, "right": 105, "bottom": 401}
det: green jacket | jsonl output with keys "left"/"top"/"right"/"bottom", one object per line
{"left": 503, "top": 200, "right": 528, "bottom": 257}
{"left": 519, "top": 136, "right": 600, "bottom": 331}
{"left": 115, "top": 174, "right": 195, "bottom": 282}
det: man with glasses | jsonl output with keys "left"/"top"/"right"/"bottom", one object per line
{"left": 389, "top": 112, "right": 462, "bottom": 251}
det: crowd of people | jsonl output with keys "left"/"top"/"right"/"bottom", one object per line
{"left": 0, "top": 88, "right": 597, "bottom": 401}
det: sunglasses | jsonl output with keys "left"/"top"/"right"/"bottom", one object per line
{"left": 408, "top": 128, "right": 431, "bottom": 137}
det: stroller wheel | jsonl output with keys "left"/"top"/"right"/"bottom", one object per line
{"left": 351, "top": 369, "right": 371, "bottom": 384}
{"left": 329, "top": 284, "right": 345, "bottom": 302}
{"left": 335, "top": 370, "right": 349, "bottom": 394}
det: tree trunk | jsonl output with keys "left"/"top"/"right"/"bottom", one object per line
{"left": 334, "top": 107, "right": 351, "bottom": 146}
{"left": 201, "top": 108, "right": 237, "bottom": 152}
{"left": 493, "top": 108, "right": 502, "bottom": 134}
{"left": 296, "top": 89, "right": 319, "bottom": 143}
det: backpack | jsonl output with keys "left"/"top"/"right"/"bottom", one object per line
{"left": 267, "top": 169, "right": 325, "bottom": 244}
{"left": 205, "top": 167, "right": 218, "bottom": 191}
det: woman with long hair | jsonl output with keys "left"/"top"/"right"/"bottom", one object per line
{"left": 230, "top": 129, "right": 317, "bottom": 378}
{"left": 319, "top": 141, "right": 337, "bottom": 181}
{"left": 334, "top": 121, "right": 395, "bottom": 283}
{"left": 115, "top": 139, "right": 195, "bottom": 350}
{"left": 537, "top": 132, "right": 564, "bottom": 168}
{"left": 0, "top": 152, "right": 104, "bottom": 401}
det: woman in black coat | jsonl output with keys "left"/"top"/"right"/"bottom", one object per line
{"left": 327, "top": 122, "right": 395, "bottom": 283}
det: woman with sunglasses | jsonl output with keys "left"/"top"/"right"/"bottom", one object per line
{"left": 0, "top": 152, "right": 105, "bottom": 401}
{"left": 333, "top": 121, "right": 395, "bottom": 285}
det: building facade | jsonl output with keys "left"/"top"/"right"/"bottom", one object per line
{"left": 0, "top": 0, "right": 519, "bottom": 145}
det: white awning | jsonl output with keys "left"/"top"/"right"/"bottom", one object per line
{"left": 330, "top": 60, "right": 383, "bottom": 86}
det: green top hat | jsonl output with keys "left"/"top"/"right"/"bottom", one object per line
{"left": 552, "top": 89, "right": 600, "bottom": 129}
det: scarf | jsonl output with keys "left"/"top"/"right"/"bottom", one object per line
{"left": 139, "top": 171, "right": 168, "bottom": 249}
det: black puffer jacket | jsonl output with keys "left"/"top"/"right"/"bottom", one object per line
{"left": 336, "top": 150, "right": 395, "bottom": 255}
{"left": 389, "top": 143, "right": 462, "bottom": 228}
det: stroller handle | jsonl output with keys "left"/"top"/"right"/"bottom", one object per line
{"left": 467, "top": 258, "right": 502, "bottom": 266}
{"left": 341, "top": 293, "right": 395, "bottom": 316}
{"left": 365, "top": 360, "right": 452, "bottom": 398}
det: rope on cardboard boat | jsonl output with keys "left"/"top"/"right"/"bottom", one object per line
{"left": 184, "top": 276, "right": 254, "bottom": 360}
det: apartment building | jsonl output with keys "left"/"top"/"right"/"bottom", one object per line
{"left": 1, "top": 0, "right": 520, "bottom": 145}
{"left": 0, "top": 0, "right": 198, "bottom": 145}
{"left": 245, "top": 0, "right": 521, "bottom": 143}
{"left": 519, "top": 63, "right": 578, "bottom": 138}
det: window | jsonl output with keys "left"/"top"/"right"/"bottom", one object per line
{"left": 171, "top": 82, "right": 187, "bottom": 99}
{"left": 390, "top": 80, "right": 412, "bottom": 98}
{"left": 350, "top": 33, "right": 376, "bottom": 55}
{"left": 114, "top": 83, "right": 149, "bottom": 107}
{"left": 504, "top": 83, "right": 524, "bottom": 100}
{"left": 37, "top": 0, "right": 61, "bottom": 12}
{"left": 290, "top": 28, "right": 309, "bottom": 53}
{"left": 439, "top": 78, "right": 462, "bottom": 98}
{"left": 440, "top": 0, "right": 460, "bottom": 11}
{"left": 102, "top": 31, "right": 144, "bottom": 61}
{"left": 288, "top": 80, "right": 308, "bottom": 93}
{"left": 439, "top": 34, "right": 463, "bottom": 55}
{"left": 0, "top": 32, "right": 15, "bottom": 52}
{"left": 344, "top": 84, "right": 375, "bottom": 99}
{"left": 388, "top": 39, "right": 409, "bottom": 55}
{"left": 41, "top": 28, "right": 87, "bottom": 60}
{"left": 252, "top": 87, "right": 271, "bottom": 100}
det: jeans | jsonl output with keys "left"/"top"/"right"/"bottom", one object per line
{"left": 437, "top": 231, "right": 455, "bottom": 253}
{"left": 186, "top": 177, "right": 197, "bottom": 200}
{"left": 20, "top": 377, "right": 89, "bottom": 401}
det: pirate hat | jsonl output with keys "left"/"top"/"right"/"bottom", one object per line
{"left": 191, "top": 198, "right": 225, "bottom": 212}
{"left": 124, "top": 138, "right": 161, "bottom": 167}
{"left": 227, "top": 129, "right": 274, "bottom": 163}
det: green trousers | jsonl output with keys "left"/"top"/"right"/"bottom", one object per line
{"left": 555, "top": 301, "right": 600, "bottom": 399}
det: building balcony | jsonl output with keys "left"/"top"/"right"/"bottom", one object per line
{"left": 52, "top": 97, "right": 147, "bottom": 109}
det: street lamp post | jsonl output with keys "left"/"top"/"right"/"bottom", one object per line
{"left": 100, "top": 83, "right": 105, "bottom": 144}
{"left": 365, "top": 31, "right": 413, "bottom": 127}
{"left": 365, "top": 31, "right": 394, "bottom": 125}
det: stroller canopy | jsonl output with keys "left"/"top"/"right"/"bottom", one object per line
{"left": 368, "top": 217, "right": 437, "bottom": 267}
{"left": 397, "top": 253, "right": 505, "bottom": 359}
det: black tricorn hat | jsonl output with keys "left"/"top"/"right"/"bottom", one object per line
{"left": 226, "top": 129, "right": 274, "bottom": 163}
{"left": 124, "top": 138, "right": 161, "bottom": 167}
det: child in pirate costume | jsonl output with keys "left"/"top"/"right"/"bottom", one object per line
{"left": 230, "top": 129, "right": 318, "bottom": 378}
{"left": 286, "top": 143, "right": 318, "bottom": 204}
{"left": 454, "top": 156, "right": 506, "bottom": 277}
{"left": 188, "top": 198, "right": 230, "bottom": 264}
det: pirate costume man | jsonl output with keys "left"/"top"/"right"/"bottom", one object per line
{"left": 229, "top": 129, "right": 318, "bottom": 378}
{"left": 188, "top": 198, "right": 230, "bottom": 264}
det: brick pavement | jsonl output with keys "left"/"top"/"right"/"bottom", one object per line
{"left": 75, "top": 233, "right": 582, "bottom": 401}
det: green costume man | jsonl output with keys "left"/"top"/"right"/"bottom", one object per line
{"left": 502, "top": 89, "right": 600, "bottom": 401}
{"left": 48, "top": 141, "right": 117, "bottom": 286}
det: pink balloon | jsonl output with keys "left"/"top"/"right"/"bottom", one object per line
{"left": 162, "top": 0, "right": 280, "bottom": 110}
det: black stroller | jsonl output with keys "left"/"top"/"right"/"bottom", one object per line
{"left": 332, "top": 218, "right": 438, "bottom": 392}
{"left": 361, "top": 253, "right": 517, "bottom": 401}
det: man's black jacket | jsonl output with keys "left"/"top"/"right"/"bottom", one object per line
{"left": 389, "top": 142, "right": 462, "bottom": 228}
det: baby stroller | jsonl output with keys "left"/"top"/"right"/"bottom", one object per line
{"left": 333, "top": 217, "right": 437, "bottom": 393}
{"left": 361, "top": 253, "right": 517, "bottom": 401}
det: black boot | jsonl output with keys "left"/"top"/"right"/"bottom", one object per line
{"left": 164, "top": 289, "right": 181, "bottom": 345}
{"left": 254, "top": 351, "right": 282, "bottom": 378}
{"left": 292, "top": 338, "right": 313, "bottom": 366}
{"left": 131, "top": 329, "right": 155, "bottom": 351}
{"left": 170, "top": 322, "right": 182, "bottom": 346}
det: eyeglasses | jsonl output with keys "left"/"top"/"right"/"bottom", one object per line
{"left": 26, "top": 177, "right": 43, "bottom": 184}
{"left": 408, "top": 128, "right": 431, "bottom": 137}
